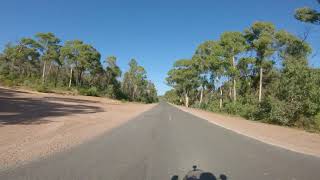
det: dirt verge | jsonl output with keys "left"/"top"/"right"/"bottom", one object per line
{"left": 175, "top": 105, "right": 320, "bottom": 157}
{"left": 0, "top": 87, "right": 156, "bottom": 170}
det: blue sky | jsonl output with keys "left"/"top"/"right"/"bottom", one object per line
{"left": 0, "top": 0, "right": 319, "bottom": 95}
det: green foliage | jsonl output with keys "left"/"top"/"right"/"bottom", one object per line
{"left": 163, "top": 89, "right": 181, "bottom": 105}
{"left": 122, "top": 59, "right": 158, "bottom": 103}
{"left": 0, "top": 33, "right": 158, "bottom": 103}
{"left": 295, "top": 7, "right": 320, "bottom": 25}
{"left": 36, "top": 85, "right": 51, "bottom": 93}
{"left": 315, "top": 113, "right": 320, "bottom": 130}
{"left": 166, "top": 59, "right": 200, "bottom": 107}
{"left": 165, "top": 20, "right": 320, "bottom": 132}
{"left": 79, "top": 87, "right": 99, "bottom": 97}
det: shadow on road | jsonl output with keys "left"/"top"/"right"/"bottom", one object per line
{"left": 0, "top": 88, "right": 104, "bottom": 125}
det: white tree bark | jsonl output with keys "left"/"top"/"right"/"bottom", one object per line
{"left": 68, "top": 68, "right": 73, "bottom": 88}
{"left": 185, "top": 92, "right": 189, "bottom": 108}
{"left": 42, "top": 61, "right": 46, "bottom": 84}
{"left": 258, "top": 67, "right": 263, "bottom": 102}
{"left": 219, "top": 87, "right": 223, "bottom": 109}
{"left": 199, "top": 86, "right": 204, "bottom": 105}
{"left": 232, "top": 56, "right": 237, "bottom": 102}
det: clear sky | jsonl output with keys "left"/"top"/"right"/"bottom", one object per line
{"left": 1, "top": 0, "right": 319, "bottom": 95}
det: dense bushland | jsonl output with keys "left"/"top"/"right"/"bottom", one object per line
{"left": 164, "top": 2, "right": 320, "bottom": 131}
{"left": 0, "top": 33, "right": 158, "bottom": 103}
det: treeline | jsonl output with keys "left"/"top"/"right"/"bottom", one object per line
{"left": 165, "top": 4, "right": 320, "bottom": 131}
{"left": 0, "top": 33, "right": 158, "bottom": 103}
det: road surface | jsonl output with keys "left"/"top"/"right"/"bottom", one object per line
{"left": 1, "top": 102, "right": 320, "bottom": 180}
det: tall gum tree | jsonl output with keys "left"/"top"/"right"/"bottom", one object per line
{"left": 244, "top": 22, "right": 276, "bottom": 102}
{"left": 295, "top": 0, "right": 320, "bottom": 25}
{"left": 219, "top": 32, "right": 246, "bottom": 103}
{"left": 60, "top": 40, "right": 101, "bottom": 87}
{"left": 166, "top": 59, "right": 199, "bottom": 107}
{"left": 193, "top": 41, "right": 225, "bottom": 108}
{"left": 35, "top": 33, "right": 61, "bottom": 84}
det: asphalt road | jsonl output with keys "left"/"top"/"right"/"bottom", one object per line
{"left": 1, "top": 102, "right": 320, "bottom": 180}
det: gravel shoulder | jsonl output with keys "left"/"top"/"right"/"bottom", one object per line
{"left": 175, "top": 105, "right": 320, "bottom": 157}
{"left": 0, "top": 87, "right": 156, "bottom": 170}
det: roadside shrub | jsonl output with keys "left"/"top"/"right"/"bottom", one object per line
{"left": 254, "top": 96, "right": 291, "bottom": 125}
{"left": 36, "top": 85, "right": 51, "bottom": 93}
{"left": 223, "top": 101, "right": 241, "bottom": 115}
{"left": 79, "top": 87, "right": 99, "bottom": 96}
{"left": 313, "top": 113, "right": 320, "bottom": 130}
{"left": 206, "top": 100, "right": 221, "bottom": 112}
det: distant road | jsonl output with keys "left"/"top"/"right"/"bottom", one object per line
{"left": 1, "top": 102, "right": 320, "bottom": 180}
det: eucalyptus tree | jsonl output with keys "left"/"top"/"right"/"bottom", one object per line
{"left": 122, "top": 59, "right": 152, "bottom": 102}
{"left": 244, "top": 22, "right": 276, "bottom": 102}
{"left": 295, "top": 0, "right": 320, "bottom": 25}
{"left": 103, "top": 56, "right": 122, "bottom": 97}
{"left": 34, "top": 32, "right": 61, "bottom": 84}
{"left": 121, "top": 59, "right": 158, "bottom": 103}
{"left": 144, "top": 81, "right": 158, "bottom": 103}
{"left": 193, "top": 41, "right": 215, "bottom": 105}
{"left": 0, "top": 39, "right": 40, "bottom": 78}
{"left": 60, "top": 40, "right": 100, "bottom": 87}
{"left": 166, "top": 59, "right": 199, "bottom": 107}
{"left": 275, "top": 30, "right": 316, "bottom": 124}
{"left": 105, "top": 56, "right": 121, "bottom": 86}
{"left": 219, "top": 32, "right": 246, "bottom": 102}
{"left": 192, "top": 40, "right": 226, "bottom": 108}
{"left": 275, "top": 30, "right": 312, "bottom": 60}
{"left": 60, "top": 40, "right": 80, "bottom": 88}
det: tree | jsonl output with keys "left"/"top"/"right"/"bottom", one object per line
{"left": 219, "top": 32, "right": 246, "bottom": 102}
{"left": 0, "top": 39, "right": 40, "bottom": 79}
{"left": 60, "top": 40, "right": 80, "bottom": 88}
{"left": 166, "top": 59, "right": 199, "bottom": 107}
{"left": 0, "top": 33, "right": 158, "bottom": 103}
{"left": 122, "top": 59, "right": 156, "bottom": 103}
{"left": 244, "top": 22, "right": 276, "bottom": 102}
{"left": 104, "top": 56, "right": 122, "bottom": 98}
{"left": 295, "top": 0, "right": 320, "bottom": 25}
{"left": 60, "top": 40, "right": 101, "bottom": 87}
{"left": 144, "top": 81, "right": 158, "bottom": 103}
{"left": 275, "top": 30, "right": 311, "bottom": 59}
{"left": 35, "top": 33, "right": 61, "bottom": 84}
{"left": 192, "top": 41, "right": 215, "bottom": 106}
{"left": 194, "top": 41, "right": 226, "bottom": 109}
{"left": 164, "top": 89, "right": 181, "bottom": 104}
{"left": 105, "top": 56, "right": 121, "bottom": 85}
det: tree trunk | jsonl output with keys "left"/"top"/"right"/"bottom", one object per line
{"left": 219, "top": 87, "right": 223, "bottom": 109}
{"left": 68, "top": 68, "right": 73, "bottom": 88}
{"left": 54, "top": 66, "right": 59, "bottom": 87}
{"left": 233, "top": 78, "right": 236, "bottom": 103}
{"left": 42, "top": 61, "right": 47, "bottom": 84}
{"left": 78, "top": 70, "right": 83, "bottom": 87}
{"left": 48, "top": 63, "right": 52, "bottom": 76}
{"left": 258, "top": 67, "right": 263, "bottom": 102}
{"left": 232, "top": 56, "right": 237, "bottom": 102}
{"left": 199, "top": 86, "right": 204, "bottom": 106}
{"left": 133, "top": 85, "right": 138, "bottom": 101}
{"left": 185, "top": 92, "right": 189, "bottom": 107}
